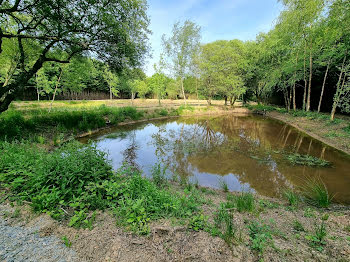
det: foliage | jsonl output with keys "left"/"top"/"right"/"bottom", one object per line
{"left": 293, "top": 220, "right": 305, "bottom": 232}
{"left": 0, "top": 141, "right": 204, "bottom": 234}
{"left": 247, "top": 220, "right": 273, "bottom": 254}
{"left": 188, "top": 213, "right": 208, "bottom": 232}
{"left": 0, "top": 106, "right": 142, "bottom": 140}
{"left": 211, "top": 205, "right": 237, "bottom": 246}
{"left": 286, "top": 153, "right": 330, "bottom": 167}
{"left": 305, "top": 222, "right": 327, "bottom": 251}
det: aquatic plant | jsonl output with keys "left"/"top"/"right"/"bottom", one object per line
{"left": 286, "top": 153, "right": 330, "bottom": 167}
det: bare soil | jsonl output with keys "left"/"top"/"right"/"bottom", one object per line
{"left": 1, "top": 188, "right": 349, "bottom": 262}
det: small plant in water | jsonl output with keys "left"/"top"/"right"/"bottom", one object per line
{"left": 301, "top": 178, "right": 333, "bottom": 208}
{"left": 286, "top": 153, "right": 330, "bottom": 167}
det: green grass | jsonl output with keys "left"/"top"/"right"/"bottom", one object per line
{"left": 0, "top": 106, "right": 143, "bottom": 141}
{"left": 0, "top": 141, "right": 204, "bottom": 234}
{"left": 211, "top": 205, "right": 237, "bottom": 246}
{"left": 218, "top": 178, "right": 229, "bottom": 192}
{"left": 301, "top": 178, "right": 333, "bottom": 208}
{"left": 293, "top": 220, "right": 305, "bottom": 232}
{"left": 286, "top": 153, "right": 330, "bottom": 167}
{"left": 283, "top": 189, "right": 300, "bottom": 207}
{"left": 226, "top": 192, "right": 255, "bottom": 212}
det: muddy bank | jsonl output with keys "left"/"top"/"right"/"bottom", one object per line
{"left": 267, "top": 111, "right": 350, "bottom": 156}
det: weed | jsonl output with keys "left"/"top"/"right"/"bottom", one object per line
{"left": 61, "top": 236, "right": 72, "bottom": 248}
{"left": 283, "top": 189, "right": 300, "bottom": 207}
{"left": 188, "top": 213, "right": 208, "bottom": 231}
{"left": 321, "top": 213, "right": 329, "bottom": 221}
{"left": 304, "top": 207, "right": 316, "bottom": 218}
{"left": 301, "top": 178, "right": 333, "bottom": 208}
{"left": 211, "top": 205, "right": 237, "bottom": 246}
{"left": 286, "top": 153, "right": 330, "bottom": 167}
{"left": 305, "top": 222, "right": 327, "bottom": 251}
{"left": 226, "top": 192, "right": 255, "bottom": 212}
{"left": 218, "top": 178, "right": 229, "bottom": 192}
{"left": 344, "top": 225, "right": 350, "bottom": 233}
{"left": 293, "top": 220, "right": 305, "bottom": 232}
{"left": 151, "top": 163, "right": 168, "bottom": 188}
{"left": 159, "top": 108, "right": 168, "bottom": 116}
{"left": 247, "top": 220, "right": 273, "bottom": 254}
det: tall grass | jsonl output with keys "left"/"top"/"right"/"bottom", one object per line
{"left": 283, "top": 189, "right": 300, "bottom": 207}
{"left": 0, "top": 106, "right": 142, "bottom": 140}
{"left": 226, "top": 192, "right": 255, "bottom": 212}
{"left": 301, "top": 178, "right": 333, "bottom": 208}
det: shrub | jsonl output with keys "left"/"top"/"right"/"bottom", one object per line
{"left": 0, "top": 141, "right": 203, "bottom": 234}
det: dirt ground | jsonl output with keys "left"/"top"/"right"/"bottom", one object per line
{"left": 267, "top": 111, "right": 350, "bottom": 155}
{"left": 1, "top": 189, "right": 349, "bottom": 262}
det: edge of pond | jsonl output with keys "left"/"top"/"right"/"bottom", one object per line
{"left": 76, "top": 108, "right": 251, "bottom": 139}
{"left": 266, "top": 111, "right": 350, "bottom": 157}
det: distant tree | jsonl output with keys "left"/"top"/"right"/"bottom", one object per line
{"left": 0, "top": 0, "right": 150, "bottom": 112}
{"left": 103, "top": 65, "right": 119, "bottom": 100}
{"left": 161, "top": 20, "right": 201, "bottom": 104}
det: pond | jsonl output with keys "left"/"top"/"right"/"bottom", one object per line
{"left": 79, "top": 114, "right": 350, "bottom": 204}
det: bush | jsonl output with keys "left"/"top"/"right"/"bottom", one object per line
{"left": 0, "top": 141, "right": 203, "bottom": 233}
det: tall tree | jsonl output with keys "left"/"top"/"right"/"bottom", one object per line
{"left": 0, "top": 0, "right": 150, "bottom": 112}
{"left": 161, "top": 20, "right": 201, "bottom": 105}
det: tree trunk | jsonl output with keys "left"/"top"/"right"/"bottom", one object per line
{"left": 293, "top": 52, "right": 298, "bottom": 111}
{"left": 207, "top": 96, "right": 211, "bottom": 105}
{"left": 306, "top": 40, "right": 312, "bottom": 112}
{"left": 224, "top": 96, "right": 227, "bottom": 106}
{"left": 49, "top": 68, "right": 63, "bottom": 113}
{"left": 181, "top": 79, "right": 186, "bottom": 105}
{"left": 303, "top": 40, "right": 307, "bottom": 111}
{"left": 330, "top": 54, "right": 347, "bottom": 121}
{"left": 131, "top": 92, "right": 135, "bottom": 105}
{"left": 110, "top": 86, "right": 112, "bottom": 100}
{"left": 317, "top": 59, "right": 330, "bottom": 113}
{"left": 195, "top": 77, "right": 199, "bottom": 102}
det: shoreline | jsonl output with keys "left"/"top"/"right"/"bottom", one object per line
{"left": 266, "top": 111, "right": 350, "bottom": 156}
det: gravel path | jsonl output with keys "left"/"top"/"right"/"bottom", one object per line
{"left": 0, "top": 206, "right": 80, "bottom": 262}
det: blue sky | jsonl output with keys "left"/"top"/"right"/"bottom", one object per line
{"left": 144, "top": 0, "right": 283, "bottom": 76}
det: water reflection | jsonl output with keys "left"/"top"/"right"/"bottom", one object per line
{"left": 80, "top": 115, "right": 350, "bottom": 203}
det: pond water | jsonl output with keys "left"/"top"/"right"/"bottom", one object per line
{"left": 79, "top": 114, "right": 350, "bottom": 204}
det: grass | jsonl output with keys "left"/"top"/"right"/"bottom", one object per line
{"left": 293, "top": 220, "right": 305, "bottom": 232}
{"left": 283, "top": 189, "right": 300, "bottom": 207}
{"left": 301, "top": 178, "right": 333, "bottom": 208}
{"left": 0, "top": 141, "right": 204, "bottom": 234}
{"left": 286, "top": 153, "right": 330, "bottom": 167}
{"left": 0, "top": 105, "right": 143, "bottom": 141}
{"left": 226, "top": 192, "right": 255, "bottom": 212}
{"left": 211, "top": 205, "right": 237, "bottom": 246}
{"left": 219, "top": 178, "right": 229, "bottom": 192}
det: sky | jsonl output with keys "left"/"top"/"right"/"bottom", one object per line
{"left": 144, "top": 0, "right": 283, "bottom": 76}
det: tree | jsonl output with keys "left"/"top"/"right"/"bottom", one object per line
{"left": 0, "top": 0, "right": 150, "bottom": 112}
{"left": 161, "top": 20, "right": 201, "bottom": 104}
{"left": 103, "top": 66, "right": 119, "bottom": 100}
{"left": 147, "top": 72, "right": 167, "bottom": 105}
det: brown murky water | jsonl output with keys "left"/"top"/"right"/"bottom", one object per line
{"left": 79, "top": 114, "right": 350, "bottom": 203}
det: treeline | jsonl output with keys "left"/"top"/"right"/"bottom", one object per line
{"left": 1, "top": 0, "right": 349, "bottom": 120}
